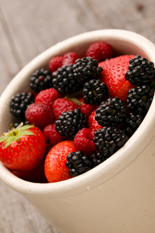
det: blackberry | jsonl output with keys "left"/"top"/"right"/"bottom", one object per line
{"left": 66, "top": 151, "right": 92, "bottom": 177}
{"left": 123, "top": 112, "right": 144, "bottom": 137}
{"left": 55, "top": 109, "right": 87, "bottom": 138}
{"left": 30, "top": 68, "right": 53, "bottom": 93}
{"left": 127, "top": 85, "right": 154, "bottom": 115}
{"left": 91, "top": 151, "right": 108, "bottom": 168}
{"left": 93, "top": 127, "right": 128, "bottom": 156}
{"left": 10, "top": 92, "right": 34, "bottom": 119}
{"left": 95, "top": 97, "right": 127, "bottom": 127}
{"left": 83, "top": 79, "right": 108, "bottom": 105}
{"left": 125, "top": 55, "right": 155, "bottom": 85}
{"left": 52, "top": 57, "right": 102, "bottom": 95}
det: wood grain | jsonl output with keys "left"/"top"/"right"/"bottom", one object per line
{"left": 0, "top": 0, "right": 155, "bottom": 232}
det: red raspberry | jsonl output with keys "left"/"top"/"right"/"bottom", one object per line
{"left": 79, "top": 97, "right": 96, "bottom": 117}
{"left": 73, "top": 128, "right": 96, "bottom": 156}
{"left": 35, "top": 88, "right": 61, "bottom": 108}
{"left": 53, "top": 98, "right": 80, "bottom": 120}
{"left": 86, "top": 41, "right": 113, "bottom": 62}
{"left": 62, "top": 52, "right": 79, "bottom": 66}
{"left": 43, "top": 123, "right": 65, "bottom": 146}
{"left": 49, "top": 56, "right": 63, "bottom": 73}
{"left": 25, "top": 103, "right": 55, "bottom": 130}
{"left": 88, "top": 109, "right": 102, "bottom": 132}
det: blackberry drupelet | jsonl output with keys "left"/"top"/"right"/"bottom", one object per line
{"left": 123, "top": 112, "right": 144, "bottom": 137}
{"left": 91, "top": 151, "right": 108, "bottom": 168}
{"left": 83, "top": 79, "right": 108, "bottom": 105}
{"left": 93, "top": 126, "right": 128, "bottom": 156}
{"left": 95, "top": 97, "right": 127, "bottom": 127}
{"left": 52, "top": 57, "right": 102, "bottom": 95}
{"left": 125, "top": 55, "right": 155, "bottom": 85}
{"left": 30, "top": 68, "right": 53, "bottom": 93}
{"left": 66, "top": 151, "right": 92, "bottom": 177}
{"left": 10, "top": 92, "right": 34, "bottom": 119}
{"left": 127, "top": 85, "right": 154, "bottom": 115}
{"left": 55, "top": 109, "right": 87, "bottom": 138}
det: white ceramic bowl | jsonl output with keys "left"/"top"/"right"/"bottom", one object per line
{"left": 0, "top": 29, "right": 155, "bottom": 233}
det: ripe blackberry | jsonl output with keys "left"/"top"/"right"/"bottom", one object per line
{"left": 95, "top": 97, "right": 127, "bottom": 127}
{"left": 83, "top": 79, "right": 108, "bottom": 105}
{"left": 93, "top": 127, "right": 128, "bottom": 156}
{"left": 66, "top": 151, "right": 92, "bottom": 177}
{"left": 91, "top": 151, "right": 108, "bottom": 168}
{"left": 55, "top": 109, "right": 87, "bottom": 138}
{"left": 127, "top": 85, "right": 154, "bottom": 115}
{"left": 125, "top": 55, "right": 155, "bottom": 85}
{"left": 52, "top": 57, "right": 102, "bottom": 95}
{"left": 123, "top": 112, "right": 144, "bottom": 137}
{"left": 10, "top": 92, "right": 34, "bottom": 119}
{"left": 30, "top": 68, "right": 53, "bottom": 93}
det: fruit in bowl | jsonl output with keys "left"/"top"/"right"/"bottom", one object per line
{"left": 0, "top": 36, "right": 155, "bottom": 184}
{"left": 1, "top": 30, "right": 155, "bottom": 233}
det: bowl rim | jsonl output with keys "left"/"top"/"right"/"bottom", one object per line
{"left": 0, "top": 29, "right": 155, "bottom": 197}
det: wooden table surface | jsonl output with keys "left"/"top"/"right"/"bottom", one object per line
{"left": 1, "top": 0, "right": 155, "bottom": 232}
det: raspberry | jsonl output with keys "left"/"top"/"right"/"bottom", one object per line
{"left": 49, "top": 56, "right": 63, "bottom": 73}
{"left": 73, "top": 128, "right": 96, "bottom": 156}
{"left": 66, "top": 151, "right": 92, "bottom": 177}
{"left": 86, "top": 41, "right": 113, "bottom": 62}
{"left": 35, "top": 88, "right": 61, "bottom": 108}
{"left": 95, "top": 97, "right": 127, "bottom": 127}
{"left": 125, "top": 55, "right": 155, "bottom": 85}
{"left": 88, "top": 109, "right": 102, "bottom": 132}
{"left": 83, "top": 79, "right": 108, "bottom": 105}
{"left": 53, "top": 98, "right": 80, "bottom": 120}
{"left": 55, "top": 109, "right": 87, "bottom": 139}
{"left": 62, "top": 52, "right": 79, "bottom": 66}
{"left": 127, "top": 85, "right": 154, "bottom": 115}
{"left": 10, "top": 92, "right": 34, "bottom": 120}
{"left": 25, "top": 103, "right": 55, "bottom": 130}
{"left": 43, "top": 124, "right": 65, "bottom": 146}
{"left": 80, "top": 99, "right": 96, "bottom": 117}
{"left": 93, "top": 127, "right": 128, "bottom": 156}
{"left": 30, "top": 68, "right": 53, "bottom": 93}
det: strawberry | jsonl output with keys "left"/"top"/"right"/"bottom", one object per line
{"left": 62, "top": 52, "right": 79, "bottom": 66}
{"left": 88, "top": 109, "right": 102, "bottom": 132}
{"left": 35, "top": 87, "right": 61, "bottom": 108}
{"left": 86, "top": 41, "right": 113, "bottom": 62}
{"left": 78, "top": 97, "right": 96, "bottom": 117}
{"left": 0, "top": 124, "right": 46, "bottom": 172}
{"left": 49, "top": 56, "right": 63, "bottom": 73}
{"left": 53, "top": 97, "right": 80, "bottom": 120}
{"left": 73, "top": 128, "right": 96, "bottom": 156}
{"left": 25, "top": 103, "right": 55, "bottom": 130}
{"left": 44, "top": 140, "right": 76, "bottom": 183}
{"left": 99, "top": 55, "right": 135, "bottom": 102}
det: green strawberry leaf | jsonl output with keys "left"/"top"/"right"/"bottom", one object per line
{"left": 67, "top": 97, "right": 81, "bottom": 105}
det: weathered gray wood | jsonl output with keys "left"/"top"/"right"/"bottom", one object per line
{"left": 0, "top": 0, "right": 155, "bottom": 232}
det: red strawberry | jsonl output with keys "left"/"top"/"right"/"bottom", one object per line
{"left": 49, "top": 56, "right": 63, "bottom": 73}
{"left": 44, "top": 140, "right": 76, "bottom": 183}
{"left": 99, "top": 55, "right": 135, "bottom": 102}
{"left": 86, "top": 41, "right": 113, "bottom": 62}
{"left": 0, "top": 124, "right": 46, "bottom": 172}
{"left": 25, "top": 103, "right": 55, "bottom": 130}
{"left": 35, "top": 88, "right": 61, "bottom": 108}
{"left": 88, "top": 109, "right": 102, "bottom": 132}
{"left": 73, "top": 128, "right": 96, "bottom": 156}
{"left": 43, "top": 123, "right": 65, "bottom": 146}
{"left": 53, "top": 98, "right": 80, "bottom": 120}
{"left": 62, "top": 52, "right": 79, "bottom": 66}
